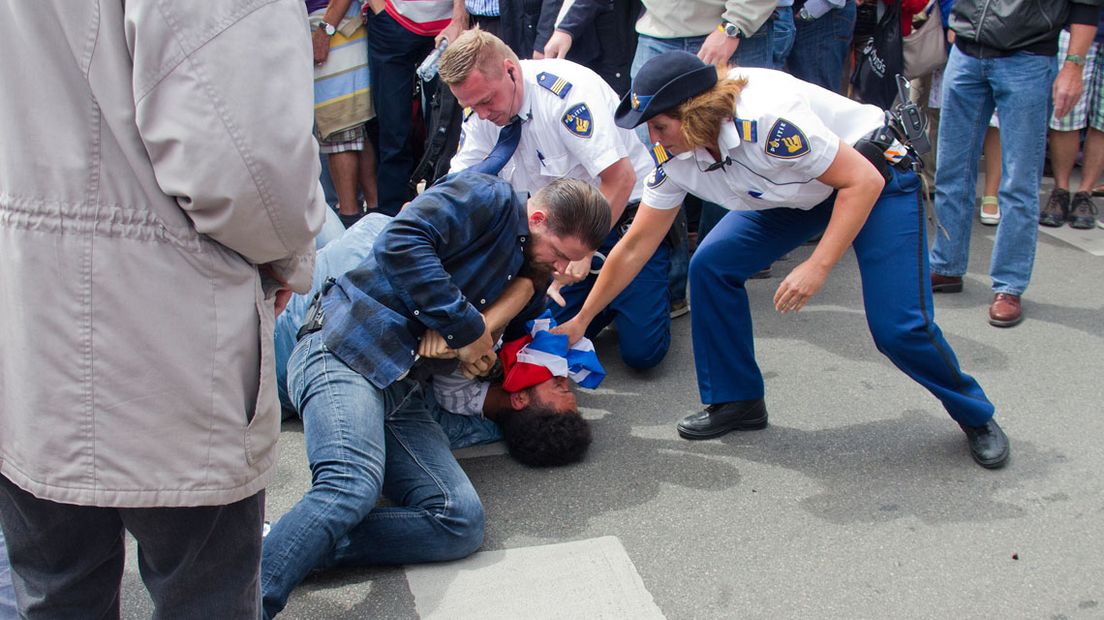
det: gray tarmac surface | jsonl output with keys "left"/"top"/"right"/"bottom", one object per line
{"left": 122, "top": 187, "right": 1104, "bottom": 619}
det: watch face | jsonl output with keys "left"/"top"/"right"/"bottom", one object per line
{"left": 323, "top": 23, "right": 336, "bottom": 35}
{"left": 724, "top": 23, "right": 740, "bottom": 38}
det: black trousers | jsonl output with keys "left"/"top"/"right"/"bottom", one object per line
{"left": 0, "top": 475, "right": 264, "bottom": 619}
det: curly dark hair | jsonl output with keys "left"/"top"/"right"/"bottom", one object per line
{"left": 499, "top": 406, "right": 592, "bottom": 467}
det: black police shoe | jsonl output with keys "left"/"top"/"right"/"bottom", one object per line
{"left": 960, "top": 419, "right": 1010, "bottom": 469}
{"left": 677, "top": 399, "right": 768, "bottom": 440}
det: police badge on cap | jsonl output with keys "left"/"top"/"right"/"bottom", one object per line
{"left": 615, "top": 51, "right": 718, "bottom": 129}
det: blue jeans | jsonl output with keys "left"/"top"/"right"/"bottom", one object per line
{"left": 366, "top": 10, "right": 436, "bottom": 215}
{"left": 261, "top": 333, "right": 483, "bottom": 617}
{"left": 314, "top": 207, "right": 347, "bottom": 251}
{"left": 784, "top": 0, "right": 857, "bottom": 92}
{"left": 771, "top": 6, "right": 796, "bottom": 69}
{"left": 0, "top": 527, "right": 15, "bottom": 618}
{"left": 274, "top": 213, "right": 392, "bottom": 416}
{"left": 549, "top": 221, "right": 672, "bottom": 369}
{"left": 930, "top": 47, "right": 1058, "bottom": 296}
{"left": 689, "top": 169, "right": 994, "bottom": 427}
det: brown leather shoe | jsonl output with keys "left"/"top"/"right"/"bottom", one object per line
{"left": 931, "top": 273, "right": 963, "bottom": 293}
{"left": 988, "top": 293, "right": 1023, "bottom": 327}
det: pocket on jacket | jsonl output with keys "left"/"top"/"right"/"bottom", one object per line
{"left": 244, "top": 274, "right": 280, "bottom": 467}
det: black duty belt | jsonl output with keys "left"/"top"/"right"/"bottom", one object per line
{"left": 854, "top": 125, "right": 910, "bottom": 182}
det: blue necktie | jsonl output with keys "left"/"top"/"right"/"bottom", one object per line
{"left": 470, "top": 117, "right": 522, "bottom": 175}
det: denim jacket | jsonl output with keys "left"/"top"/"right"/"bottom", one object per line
{"left": 322, "top": 172, "right": 532, "bottom": 388}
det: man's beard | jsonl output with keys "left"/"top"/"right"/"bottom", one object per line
{"left": 522, "top": 236, "right": 555, "bottom": 280}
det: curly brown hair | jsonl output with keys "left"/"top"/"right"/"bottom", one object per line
{"left": 665, "top": 68, "right": 748, "bottom": 151}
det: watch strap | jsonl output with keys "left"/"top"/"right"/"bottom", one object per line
{"left": 719, "top": 22, "right": 743, "bottom": 39}
{"left": 1065, "top": 53, "right": 1086, "bottom": 66}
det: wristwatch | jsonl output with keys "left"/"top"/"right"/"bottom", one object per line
{"left": 718, "top": 21, "right": 744, "bottom": 39}
{"left": 1065, "top": 53, "right": 1086, "bottom": 66}
{"left": 319, "top": 21, "right": 336, "bottom": 36}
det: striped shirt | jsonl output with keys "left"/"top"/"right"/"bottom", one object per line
{"left": 465, "top": 0, "right": 500, "bottom": 17}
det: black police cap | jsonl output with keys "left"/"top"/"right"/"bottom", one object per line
{"left": 614, "top": 51, "right": 718, "bottom": 129}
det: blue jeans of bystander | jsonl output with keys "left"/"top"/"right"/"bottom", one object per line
{"left": 930, "top": 47, "right": 1057, "bottom": 295}
{"left": 786, "top": 0, "right": 856, "bottom": 92}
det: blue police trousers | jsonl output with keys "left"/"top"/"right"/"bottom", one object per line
{"left": 688, "top": 168, "right": 994, "bottom": 427}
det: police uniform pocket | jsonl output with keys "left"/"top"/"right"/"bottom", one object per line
{"left": 538, "top": 151, "right": 574, "bottom": 178}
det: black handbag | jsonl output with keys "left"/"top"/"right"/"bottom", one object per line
{"left": 851, "top": 1, "right": 904, "bottom": 110}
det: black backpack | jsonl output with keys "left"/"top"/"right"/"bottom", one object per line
{"left": 409, "top": 80, "right": 464, "bottom": 192}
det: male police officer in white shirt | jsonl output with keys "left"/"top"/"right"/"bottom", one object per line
{"left": 439, "top": 28, "right": 674, "bottom": 370}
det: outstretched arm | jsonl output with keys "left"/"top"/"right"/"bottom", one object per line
{"left": 552, "top": 203, "right": 678, "bottom": 343}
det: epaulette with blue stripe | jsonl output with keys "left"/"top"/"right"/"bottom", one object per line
{"left": 649, "top": 143, "right": 672, "bottom": 167}
{"left": 735, "top": 117, "right": 757, "bottom": 143}
{"left": 536, "top": 72, "right": 573, "bottom": 98}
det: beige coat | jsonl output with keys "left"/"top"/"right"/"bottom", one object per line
{"left": 0, "top": 0, "right": 325, "bottom": 507}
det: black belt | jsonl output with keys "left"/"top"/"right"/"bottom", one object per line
{"left": 854, "top": 125, "right": 913, "bottom": 182}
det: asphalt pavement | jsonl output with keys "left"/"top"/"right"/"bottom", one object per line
{"left": 121, "top": 180, "right": 1104, "bottom": 619}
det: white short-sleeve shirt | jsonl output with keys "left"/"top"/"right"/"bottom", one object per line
{"left": 643, "top": 68, "right": 885, "bottom": 212}
{"left": 450, "top": 59, "right": 654, "bottom": 201}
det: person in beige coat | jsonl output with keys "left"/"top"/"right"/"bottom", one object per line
{"left": 0, "top": 0, "right": 325, "bottom": 616}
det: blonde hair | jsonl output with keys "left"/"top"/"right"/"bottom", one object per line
{"left": 667, "top": 68, "right": 748, "bottom": 151}
{"left": 438, "top": 27, "right": 520, "bottom": 85}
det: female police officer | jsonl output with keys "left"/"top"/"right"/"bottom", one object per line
{"left": 553, "top": 51, "right": 1010, "bottom": 469}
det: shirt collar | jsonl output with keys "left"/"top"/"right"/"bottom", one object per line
{"left": 718, "top": 119, "right": 743, "bottom": 153}
{"left": 517, "top": 76, "right": 534, "bottom": 124}
{"left": 675, "top": 120, "right": 743, "bottom": 169}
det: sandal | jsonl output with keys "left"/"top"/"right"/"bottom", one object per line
{"left": 1091, "top": 184, "right": 1104, "bottom": 197}
{"left": 979, "top": 195, "right": 1000, "bottom": 226}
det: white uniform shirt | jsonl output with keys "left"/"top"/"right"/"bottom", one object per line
{"left": 450, "top": 58, "right": 654, "bottom": 201}
{"left": 643, "top": 68, "right": 885, "bottom": 212}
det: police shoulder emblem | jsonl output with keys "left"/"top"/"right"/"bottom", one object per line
{"left": 646, "top": 166, "right": 667, "bottom": 189}
{"left": 735, "top": 117, "right": 757, "bottom": 143}
{"left": 764, "top": 118, "right": 810, "bottom": 159}
{"left": 649, "top": 143, "right": 671, "bottom": 167}
{"left": 561, "top": 103, "right": 593, "bottom": 138}
{"left": 537, "top": 72, "right": 573, "bottom": 98}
